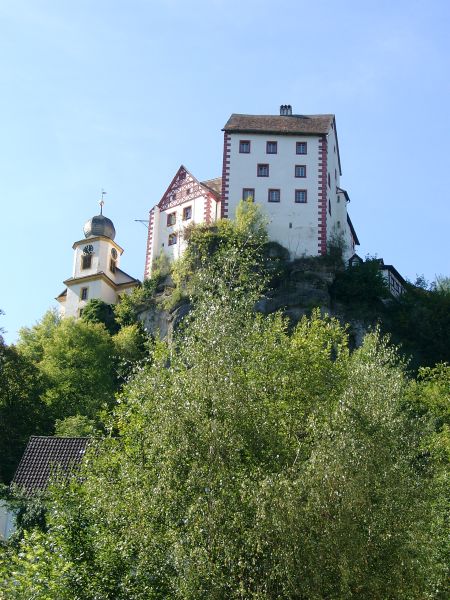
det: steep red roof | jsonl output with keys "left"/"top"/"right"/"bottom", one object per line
{"left": 223, "top": 113, "right": 334, "bottom": 135}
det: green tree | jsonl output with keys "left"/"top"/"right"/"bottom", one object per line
{"left": 1, "top": 250, "right": 446, "bottom": 598}
{"left": 16, "top": 309, "right": 60, "bottom": 363}
{"left": 39, "top": 318, "right": 117, "bottom": 421}
{"left": 54, "top": 414, "right": 97, "bottom": 437}
{"left": 81, "top": 299, "right": 119, "bottom": 335}
{"left": 0, "top": 341, "right": 48, "bottom": 483}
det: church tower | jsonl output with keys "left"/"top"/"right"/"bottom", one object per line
{"left": 56, "top": 203, "right": 139, "bottom": 318}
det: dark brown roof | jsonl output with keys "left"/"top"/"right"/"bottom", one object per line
{"left": 201, "top": 177, "right": 222, "bottom": 198}
{"left": 12, "top": 436, "right": 89, "bottom": 494}
{"left": 223, "top": 113, "right": 334, "bottom": 135}
{"left": 346, "top": 214, "right": 360, "bottom": 246}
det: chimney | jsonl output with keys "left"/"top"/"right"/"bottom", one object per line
{"left": 280, "top": 104, "right": 293, "bottom": 116}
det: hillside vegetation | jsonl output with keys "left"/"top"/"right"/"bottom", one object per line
{"left": 0, "top": 202, "right": 448, "bottom": 599}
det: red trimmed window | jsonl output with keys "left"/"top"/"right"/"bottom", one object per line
{"left": 239, "top": 140, "right": 251, "bottom": 153}
{"left": 242, "top": 188, "right": 255, "bottom": 202}
{"left": 296, "top": 141, "right": 307, "bottom": 155}
{"left": 268, "top": 189, "right": 280, "bottom": 203}
{"left": 167, "top": 212, "right": 176, "bottom": 226}
{"left": 295, "top": 190, "right": 307, "bottom": 203}
{"left": 295, "top": 165, "right": 306, "bottom": 178}
{"left": 257, "top": 163, "right": 269, "bottom": 177}
{"left": 168, "top": 233, "right": 177, "bottom": 246}
{"left": 266, "top": 141, "right": 277, "bottom": 154}
{"left": 182, "top": 206, "right": 192, "bottom": 221}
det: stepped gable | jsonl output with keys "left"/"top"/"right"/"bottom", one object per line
{"left": 223, "top": 113, "right": 334, "bottom": 135}
{"left": 12, "top": 436, "right": 89, "bottom": 494}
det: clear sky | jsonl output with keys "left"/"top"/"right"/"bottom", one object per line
{"left": 1, "top": 0, "right": 449, "bottom": 344}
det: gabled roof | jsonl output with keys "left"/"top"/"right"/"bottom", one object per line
{"left": 346, "top": 214, "right": 360, "bottom": 246}
{"left": 201, "top": 177, "right": 222, "bottom": 198}
{"left": 12, "top": 436, "right": 89, "bottom": 494}
{"left": 223, "top": 113, "right": 334, "bottom": 135}
{"left": 158, "top": 165, "right": 220, "bottom": 211}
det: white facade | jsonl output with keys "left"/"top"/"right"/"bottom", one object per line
{"left": 57, "top": 216, "right": 139, "bottom": 318}
{"left": 145, "top": 108, "right": 359, "bottom": 276}
{"left": 145, "top": 166, "right": 221, "bottom": 278}
{"left": 222, "top": 111, "right": 357, "bottom": 261}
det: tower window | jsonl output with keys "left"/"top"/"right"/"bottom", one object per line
{"left": 257, "top": 164, "right": 269, "bottom": 177}
{"left": 268, "top": 189, "right": 280, "bottom": 203}
{"left": 242, "top": 188, "right": 255, "bottom": 202}
{"left": 80, "top": 287, "right": 88, "bottom": 301}
{"left": 296, "top": 141, "right": 307, "bottom": 155}
{"left": 81, "top": 254, "right": 92, "bottom": 270}
{"left": 239, "top": 140, "right": 251, "bottom": 153}
{"left": 295, "top": 190, "right": 307, "bottom": 203}
{"left": 110, "top": 259, "right": 116, "bottom": 273}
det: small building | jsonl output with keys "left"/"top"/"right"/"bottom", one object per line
{"left": 144, "top": 166, "right": 221, "bottom": 279}
{"left": 145, "top": 106, "right": 359, "bottom": 276}
{"left": 57, "top": 206, "right": 140, "bottom": 317}
{"left": 0, "top": 436, "right": 89, "bottom": 540}
{"left": 348, "top": 254, "right": 406, "bottom": 298}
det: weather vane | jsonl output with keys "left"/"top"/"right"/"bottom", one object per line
{"left": 99, "top": 189, "right": 107, "bottom": 214}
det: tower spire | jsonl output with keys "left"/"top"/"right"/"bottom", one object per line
{"left": 100, "top": 189, "right": 107, "bottom": 215}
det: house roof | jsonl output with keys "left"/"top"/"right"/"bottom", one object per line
{"left": 201, "top": 177, "right": 222, "bottom": 198}
{"left": 12, "top": 436, "right": 90, "bottom": 494}
{"left": 346, "top": 214, "right": 360, "bottom": 245}
{"left": 223, "top": 113, "right": 334, "bottom": 135}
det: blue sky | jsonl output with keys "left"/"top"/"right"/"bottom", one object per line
{"left": 1, "top": 0, "right": 449, "bottom": 343}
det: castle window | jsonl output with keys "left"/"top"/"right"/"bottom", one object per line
{"left": 167, "top": 212, "right": 176, "bottom": 226}
{"left": 266, "top": 141, "right": 277, "bottom": 154}
{"left": 183, "top": 206, "right": 192, "bottom": 221}
{"left": 168, "top": 233, "right": 177, "bottom": 246}
{"left": 295, "top": 165, "right": 306, "bottom": 178}
{"left": 110, "top": 259, "right": 116, "bottom": 273}
{"left": 81, "top": 254, "right": 92, "bottom": 270}
{"left": 295, "top": 190, "right": 307, "bottom": 203}
{"left": 80, "top": 287, "right": 88, "bottom": 301}
{"left": 296, "top": 142, "right": 307, "bottom": 155}
{"left": 268, "top": 189, "right": 280, "bottom": 203}
{"left": 328, "top": 199, "right": 332, "bottom": 215}
{"left": 328, "top": 173, "right": 331, "bottom": 187}
{"left": 242, "top": 188, "right": 255, "bottom": 202}
{"left": 257, "top": 163, "right": 269, "bottom": 177}
{"left": 239, "top": 140, "right": 251, "bottom": 153}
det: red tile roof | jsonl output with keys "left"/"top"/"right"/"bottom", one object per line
{"left": 12, "top": 436, "right": 89, "bottom": 494}
{"left": 223, "top": 113, "right": 334, "bottom": 135}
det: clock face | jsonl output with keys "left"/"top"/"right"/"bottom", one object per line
{"left": 111, "top": 248, "right": 118, "bottom": 259}
{"left": 83, "top": 244, "right": 94, "bottom": 255}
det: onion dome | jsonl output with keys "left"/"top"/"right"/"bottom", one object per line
{"left": 83, "top": 214, "right": 116, "bottom": 240}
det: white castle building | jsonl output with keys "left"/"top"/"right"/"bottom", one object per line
{"left": 145, "top": 105, "right": 359, "bottom": 278}
{"left": 56, "top": 206, "right": 139, "bottom": 318}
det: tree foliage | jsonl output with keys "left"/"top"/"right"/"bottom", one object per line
{"left": 0, "top": 342, "right": 48, "bottom": 483}
{"left": 1, "top": 244, "right": 447, "bottom": 599}
{"left": 81, "top": 298, "right": 119, "bottom": 335}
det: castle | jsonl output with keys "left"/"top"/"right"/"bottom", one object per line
{"left": 58, "top": 106, "right": 363, "bottom": 318}
{"left": 144, "top": 105, "right": 359, "bottom": 278}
